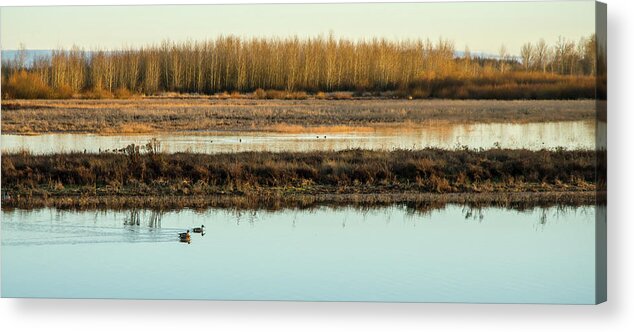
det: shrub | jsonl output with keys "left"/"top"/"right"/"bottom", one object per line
{"left": 287, "top": 91, "right": 308, "bottom": 99}
{"left": 113, "top": 87, "right": 132, "bottom": 99}
{"left": 410, "top": 87, "right": 430, "bottom": 99}
{"left": 265, "top": 90, "right": 286, "bottom": 99}
{"left": 329, "top": 92, "right": 353, "bottom": 100}
{"left": 82, "top": 88, "right": 114, "bottom": 99}
{"left": 3, "top": 71, "right": 52, "bottom": 99}
{"left": 254, "top": 88, "right": 266, "bottom": 99}
{"left": 53, "top": 85, "right": 75, "bottom": 99}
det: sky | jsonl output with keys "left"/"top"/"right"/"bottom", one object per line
{"left": 0, "top": 1, "right": 596, "bottom": 55}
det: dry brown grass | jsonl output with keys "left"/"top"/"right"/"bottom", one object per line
{"left": 1, "top": 148, "right": 605, "bottom": 210}
{"left": 99, "top": 123, "right": 156, "bottom": 135}
{"left": 1, "top": 98, "right": 596, "bottom": 134}
{"left": 1, "top": 148, "right": 604, "bottom": 197}
{"left": 267, "top": 124, "right": 375, "bottom": 133}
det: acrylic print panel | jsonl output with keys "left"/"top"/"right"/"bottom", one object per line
{"left": 0, "top": 1, "right": 607, "bottom": 304}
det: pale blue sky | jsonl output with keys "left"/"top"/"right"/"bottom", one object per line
{"left": 1, "top": 1, "right": 596, "bottom": 55}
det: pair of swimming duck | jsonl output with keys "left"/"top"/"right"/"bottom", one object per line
{"left": 179, "top": 225, "right": 205, "bottom": 243}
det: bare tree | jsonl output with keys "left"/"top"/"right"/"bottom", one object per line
{"left": 498, "top": 44, "right": 508, "bottom": 73}
{"left": 520, "top": 43, "right": 534, "bottom": 70}
{"left": 2, "top": 34, "right": 599, "bottom": 97}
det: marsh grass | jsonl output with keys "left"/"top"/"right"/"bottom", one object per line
{"left": 1, "top": 99, "right": 596, "bottom": 134}
{"left": 99, "top": 123, "right": 156, "bottom": 134}
{"left": 1, "top": 148, "right": 604, "bottom": 210}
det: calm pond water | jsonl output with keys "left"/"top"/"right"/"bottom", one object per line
{"left": 1, "top": 205, "right": 601, "bottom": 303}
{"left": 1, "top": 120, "right": 602, "bottom": 154}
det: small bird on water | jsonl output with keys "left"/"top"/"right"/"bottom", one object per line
{"left": 179, "top": 230, "right": 191, "bottom": 243}
{"left": 192, "top": 225, "right": 205, "bottom": 233}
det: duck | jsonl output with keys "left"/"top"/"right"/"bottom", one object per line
{"left": 179, "top": 230, "right": 191, "bottom": 242}
{"left": 192, "top": 225, "right": 205, "bottom": 233}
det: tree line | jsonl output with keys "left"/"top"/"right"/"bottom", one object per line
{"left": 1, "top": 34, "right": 603, "bottom": 99}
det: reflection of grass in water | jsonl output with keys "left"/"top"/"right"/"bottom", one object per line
{"left": 530, "top": 205, "right": 594, "bottom": 232}
{"left": 122, "top": 210, "right": 164, "bottom": 228}
{"left": 3, "top": 204, "right": 599, "bottom": 245}
{"left": 1, "top": 191, "right": 604, "bottom": 214}
{"left": 266, "top": 124, "right": 375, "bottom": 133}
{"left": 2, "top": 207, "right": 193, "bottom": 247}
{"left": 1, "top": 220, "right": 177, "bottom": 247}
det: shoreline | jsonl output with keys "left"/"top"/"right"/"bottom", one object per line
{"left": 1, "top": 191, "right": 606, "bottom": 211}
{"left": 0, "top": 119, "right": 599, "bottom": 137}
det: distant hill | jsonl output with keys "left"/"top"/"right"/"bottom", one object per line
{"left": 453, "top": 50, "right": 520, "bottom": 61}
{"left": 1, "top": 50, "right": 54, "bottom": 64}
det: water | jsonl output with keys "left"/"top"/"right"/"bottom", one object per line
{"left": 1, "top": 120, "right": 601, "bottom": 154}
{"left": 1, "top": 205, "right": 600, "bottom": 303}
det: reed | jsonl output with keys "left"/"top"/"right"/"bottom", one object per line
{"left": 1, "top": 148, "right": 605, "bottom": 210}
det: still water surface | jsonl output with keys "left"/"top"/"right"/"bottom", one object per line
{"left": 2, "top": 205, "right": 598, "bottom": 303}
{"left": 1, "top": 120, "right": 601, "bottom": 154}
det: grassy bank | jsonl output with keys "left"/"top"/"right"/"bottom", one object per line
{"left": 1, "top": 98, "right": 596, "bottom": 134}
{"left": 2, "top": 191, "right": 604, "bottom": 211}
{"left": 1, "top": 149, "right": 605, "bottom": 209}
